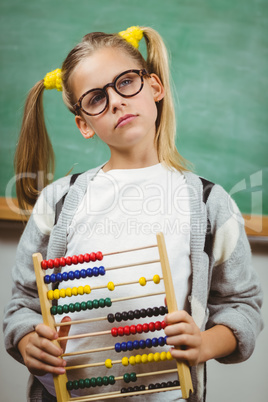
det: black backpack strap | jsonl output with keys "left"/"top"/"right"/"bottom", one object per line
{"left": 54, "top": 173, "right": 82, "bottom": 225}
{"left": 200, "top": 177, "right": 215, "bottom": 257}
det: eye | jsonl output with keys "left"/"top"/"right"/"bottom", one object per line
{"left": 117, "top": 77, "right": 133, "bottom": 89}
{"left": 89, "top": 91, "right": 106, "bottom": 105}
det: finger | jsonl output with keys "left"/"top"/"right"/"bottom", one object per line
{"left": 58, "top": 316, "right": 72, "bottom": 352}
{"left": 165, "top": 322, "right": 192, "bottom": 338}
{"left": 35, "top": 323, "right": 58, "bottom": 341}
{"left": 165, "top": 310, "right": 192, "bottom": 325}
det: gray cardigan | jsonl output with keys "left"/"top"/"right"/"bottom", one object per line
{"left": 3, "top": 168, "right": 263, "bottom": 402}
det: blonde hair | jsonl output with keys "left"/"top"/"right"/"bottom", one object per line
{"left": 15, "top": 26, "right": 189, "bottom": 211}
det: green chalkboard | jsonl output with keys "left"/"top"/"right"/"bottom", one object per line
{"left": 1, "top": 0, "right": 267, "bottom": 215}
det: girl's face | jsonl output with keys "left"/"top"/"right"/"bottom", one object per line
{"left": 73, "top": 47, "right": 164, "bottom": 159}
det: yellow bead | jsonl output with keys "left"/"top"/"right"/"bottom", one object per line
{"left": 84, "top": 285, "right": 91, "bottom": 294}
{"left": 121, "top": 357, "right": 129, "bottom": 366}
{"left": 160, "top": 351, "right": 167, "bottom": 361}
{"left": 153, "top": 274, "right": 160, "bottom": 284}
{"left": 65, "top": 287, "right": 72, "bottom": 297}
{"left": 167, "top": 351, "right": 173, "bottom": 360}
{"left": 154, "top": 352, "right": 161, "bottom": 362}
{"left": 135, "top": 355, "right": 141, "bottom": 364}
{"left": 59, "top": 289, "right": 66, "bottom": 298}
{"left": 47, "top": 290, "right": 54, "bottom": 300}
{"left": 139, "top": 277, "right": 146, "bottom": 286}
{"left": 129, "top": 356, "right": 136, "bottom": 366}
{"left": 78, "top": 286, "right": 84, "bottom": 295}
{"left": 107, "top": 282, "right": 115, "bottom": 291}
{"left": 71, "top": 287, "right": 78, "bottom": 296}
{"left": 53, "top": 289, "right": 60, "bottom": 300}
{"left": 141, "top": 354, "right": 148, "bottom": 364}
{"left": 105, "top": 359, "right": 113, "bottom": 368}
{"left": 148, "top": 353, "right": 154, "bottom": 362}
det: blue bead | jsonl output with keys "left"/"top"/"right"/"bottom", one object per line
{"left": 115, "top": 343, "right": 121, "bottom": 352}
{"left": 80, "top": 269, "right": 86, "bottom": 278}
{"left": 62, "top": 272, "right": 68, "bottom": 281}
{"left": 68, "top": 271, "right": 74, "bottom": 280}
{"left": 50, "top": 274, "right": 56, "bottom": 283}
{"left": 145, "top": 338, "right": 152, "bottom": 348}
{"left": 86, "top": 268, "right": 93, "bottom": 277}
{"left": 44, "top": 275, "right": 50, "bottom": 284}
{"left": 126, "top": 341, "right": 133, "bottom": 351}
{"left": 139, "top": 340, "right": 146, "bottom": 349}
{"left": 121, "top": 342, "right": 127, "bottom": 351}
{"left": 158, "top": 337, "right": 165, "bottom": 346}
{"left": 152, "top": 337, "right": 158, "bottom": 347}
{"left": 93, "top": 267, "right": 99, "bottom": 277}
{"left": 133, "top": 340, "right": 139, "bottom": 350}
{"left": 164, "top": 336, "right": 168, "bottom": 344}
{"left": 74, "top": 270, "right": 80, "bottom": 279}
{"left": 56, "top": 273, "right": 62, "bottom": 282}
{"left": 99, "top": 266, "right": 105, "bottom": 276}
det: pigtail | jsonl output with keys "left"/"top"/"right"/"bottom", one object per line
{"left": 14, "top": 80, "right": 54, "bottom": 212}
{"left": 142, "top": 27, "right": 190, "bottom": 171}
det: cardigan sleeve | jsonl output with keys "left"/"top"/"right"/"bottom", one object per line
{"left": 206, "top": 184, "right": 263, "bottom": 364}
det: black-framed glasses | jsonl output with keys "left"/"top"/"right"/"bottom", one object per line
{"left": 73, "top": 69, "right": 150, "bottom": 116}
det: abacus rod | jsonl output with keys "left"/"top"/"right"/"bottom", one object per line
{"left": 113, "top": 368, "right": 178, "bottom": 381}
{"left": 58, "top": 329, "right": 111, "bottom": 342}
{"left": 89, "top": 276, "right": 163, "bottom": 292}
{"left": 105, "top": 258, "right": 160, "bottom": 271}
{"left": 62, "top": 345, "right": 114, "bottom": 357}
{"left": 102, "top": 244, "right": 157, "bottom": 256}
{"left": 65, "top": 358, "right": 122, "bottom": 371}
{"left": 112, "top": 290, "right": 165, "bottom": 303}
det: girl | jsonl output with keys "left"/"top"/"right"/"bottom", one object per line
{"left": 3, "top": 26, "right": 263, "bottom": 402}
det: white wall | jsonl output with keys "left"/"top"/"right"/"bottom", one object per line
{"left": 0, "top": 221, "right": 267, "bottom": 402}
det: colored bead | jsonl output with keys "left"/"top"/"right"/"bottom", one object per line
{"left": 105, "top": 359, "right": 113, "bottom": 368}
{"left": 136, "top": 324, "right": 143, "bottom": 333}
{"left": 99, "top": 298, "right": 105, "bottom": 308}
{"left": 159, "top": 306, "right": 167, "bottom": 315}
{"left": 155, "top": 321, "right": 162, "bottom": 331}
{"left": 79, "top": 379, "right": 85, "bottom": 389}
{"left": 96, "top": 377, "right": 103, "bottom": 386}
{"left": 127, "top": 341, "right": 133, "bottom": 350}
{"left": 147, "top": 308, "right": 153, "bottom": 317}
{"left": 121, "top": 357, "right": 129, "bottom": 366}
{"left": 47, "top": 259, "right": 54, "bottom": 269}
{"left": 73, "top": 380, "right": 79, "bottom": 390}
{"left": 84, "top": 253, "right": 90, "bottom": 262}
{"left": 78, "top": 254, "right": 84, "bottom": 263}
{"left": 167, "top": 351, "right": 173, "bottom": 360}
{"left": 109, "top": 375, "right": 115, "bottom": 385}
{"left": 152, "top": 338, "right": 158, "bottom": 347}
{"left": 50, "top": 306, "right": 57, "bottom": 315}
{"left": 80, "top": 269, "right": 86, "bottom": 278}
{"left": 69, "top": 303, "right": 75, "bottom": 313}
{"left": 62, "top": 272, "right": 68, "bottom": 281}
{"left": 107, "top": 281, "right": 115, "bottom": 291}
{"left": 59, "top": 289, "right": 66, "bottom": 298}
{"left": 135, "top": 354, "right": 141, "bottom": 364}
{"left": 50, "top": 274, "right": 56, "bottom": 283}
{"left": 139, "top": 340, "right": 146, "bottom": 349}
{"left": 92, "top": 267, "right": 99, "bottom": 276}
{"left": 121, "top": 387, "right": 127, "bottom": 393}
{"left": 142, "top": 323, "right": 149, "bottom": 332}
{"left": 90, "top": 377, "right": 97, "bottom": 387}
{"left": 66, "top": 287, "right": 72, "bottom": 297}
{"left": 41, "top": 260, "right": 48, "bottom": 270}
{"left": 123, "top": 326, "right": 130, "bottom": 335}
{"left": 81, "top": 302, "right": 87, "bottom": 311}
{"left": 74, "top": 270, "right": 80, "bottom": 279}
{"left": 105, "top": 297, "right": 112, "bottom": 307}
{"left": 130, "top": 372, "right": 137, "bottom": 382}
{"left": 133, "top": 340, "right": 139, "bottom": 349}
{"left": 90, "top": 252, "right": 96, "bottom": 261}
{"left": 56, "top": 305, "right": 63, "bottom": 315}
{"left": 153, "top": 274, "right": 160, "bottom": 284}
{"left": 111, "top": 327, "right": 118, "bottom": 337}
{"left": 158, "top": 336, "right": 165, "bottom": 346}
{"left": 84, "top": 378, "right": 91, "bottom": 388}
{"left": 63, "top": 304, "right": 69, "bottom": 313}
{"left": 72, "top": 255, "right": 78, "bottom": 264}
{"left": 134, "top": 309, "right": 140, "bottom": 319}
{"left": 123, "top": 373, "right": 130, "bottom": 383}
{"left": 115, "top": 313, "right": 122, "bottom": 322}
{"left": 160, "top": 351, "right": 166, "bottom": 361}
{"left": 54, "top": 258, "right": 60, "bottom": 268}
{"left": 148, "top": 353, "right": 154, "bottom": 362}
{"left": 56, "top": 273, "right": 62, "bottom": 282}
{"left": 78, "top": 286, "right": 84, "bottom": 295}
{"left": 130, "top": 325, "right": 136, "bottom": 334}
{"left": 122, "top": 342, "right": 128, "bottom": 351}
{"left": 84, "top": 285, "right": 91, "bottom": 294}
{"left": 71, "top": 287, "right": 78, "bottom": 296}
{"left": 148, "top": 322, "right": 155, "bottom": 332}
{"left": 154, "top": 352, "right": 160, "bottom": 362}
{"left": 173, "top": 380, "right": 180, "bottom": 386}
{"left": 152, "top": 307, "right": 159, "bottom": 316}
{"left": 99, "top": 266, "right": 105, "bottom": 275}
{"left": 93, "top": 299, "right": 99, "bottom": 309}
{"left": 141, "top": 354, "right": 148, "bottom": 363}
{"left": 60, "top": 257, "right": 66, "bottom": 266}
{"left": 87, "top": 300, "right": 93, "bottom": 309}
{"left": 86, "top": 268, "right": 93, "bottom": 277}
{"left": 139, "top": 277, "right": 146, "bottom": 286}
{"left": 53, "top": 289, "right": 60, "bottom": 300}
{"left": 107, "top": 313, "right": 114, "bottom": 323}
{"left": 103, "top": 376, "right": 109, "bottom": 386}
{"left": 118, "top": 327, "right": 124, "bottom": 336}
{"left": 66, "top": 381, "right": 73, "bottom": 390}
{"left": 68, "top": 271, "right": 74, "bottom": 280}
{"left": 66, "top": 256, "right": 72, "bottom": 265}
{"left": 161, "top": 320, "right": 167, "bottom": 329}
{"left": 44, "top": 275, "right": 50, "bottom": 284}
{"left": 96, "top": 251, "right": 103, "bottom": 260}
{"left": 140, "top": 308, "right": 146, "bottom": 318}
{"left": 146, "top": 338, "right": 152, "bottom": 348}
{"left": 115, "top": 342, "right": 121, "bottom": 352}
{"left": 75, "top": 302, "right": 81, "bottom": 312}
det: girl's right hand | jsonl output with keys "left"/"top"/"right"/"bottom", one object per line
{"left": 18, "top": 317, "right": 71, "bottom": 376}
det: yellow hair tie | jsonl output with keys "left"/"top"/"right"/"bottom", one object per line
{"left": 118, "top": 26, "right": 143, "bottom": 49}
{"left": 44, "top": 68, "right": 62, "bottom": 91}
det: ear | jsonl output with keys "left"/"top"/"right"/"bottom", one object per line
{"left": 148, "top": 73, "right": 165, "bottom": 102}
{"left": 75, "top": 115, "right": 95, "bottom": 139}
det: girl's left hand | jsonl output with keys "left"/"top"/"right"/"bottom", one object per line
{"left": 164, "top": 310, "right": 202, "bottom": 366}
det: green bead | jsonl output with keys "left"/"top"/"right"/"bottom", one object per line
{"left": 81, "top": 302, "right": 87, "bottom": 311}
{"left": 103, "top": 376, "right": 109, "bottom": 386}
{"left": 109, "top": 375, "right": 115, "bottom": 385}
{"left": 105, "top": 298, "right": 112, "bottom": 307}
{"left": 93, "top": 299, "right": 99, "bottom": 309}
{"left": 63, "top": 304, "right": 69, "bottom": 313}
{"left": 87, "top": 300, "right": 93, "bottom": 310}
{"left": 78, "top": 379, "right": 85, "bottom": 389}
{"left": 130, "top": 372, "right": 137, "bottom": 382}
{"left": 96, "top": 377, "right": 103, "bottom": 386}
{"left": 66, "top": 381, "right": 73, "bottom": 390}
{"left": 50, "top": 306, "right": 57, "bottom": 315}
{"left": 75, "top": 302, "right": 81, "bottom": 312}
{"left": 123, "top": 373, "right": 130, "bottom": 383}
{"left": 84, "top": 378, "right": 91, "bottom": 388}
{"left": 99, "top": 298, "right": 105, "bottom": 308}
{"left": 57, "top": 305, "right": 63, "bottom": 315}
{"left": 69, "top": 303, "right": 75, "bottom": 312}
{"left": 91, "top": 377, "right": 97, "bottom": 387}
{"left": 73, "top": 380, "right": 79, "bottom": 390}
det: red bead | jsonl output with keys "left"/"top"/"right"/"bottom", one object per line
{"left": 161, "top": 320, "right": 167, "bottom": 329}
{"left": 123, "top": 326, "right": 130, "bottom": 335}
{"left": 142, "top": 323, "right": 149, "bottom": 333}
{"left": 71, "top": 255, "right": 78, "bottom": 264}
{"left": 148, "top": 322, "right": 155, "bottom": 332}
{"left": 53, "top": 258, "right": 60, "bottom": 268}
{"left": 155, "top": 321, "right": 162, "bottom": 331}
{"left": 84, "top": 253, "right": 90, "bottom": 262}
{"left": 41, "top": 260, "right": 48, "bottom": 270}
{"left": 59, "top": 257, "right": 66, "bottom": 267}
{"left": 130, "top": 325, "right": 136, "bottom": 335}
{"left": 66, "top": 256, "right": 72, "bottom": 265}
{"left": 136, "top": 324, "right": 143, "bottom": 333}
{"left": 111, "top": 328, "right": 118, "bottom": 337}
{"left": 47, "top": 259, "right": 54, "bottom": 269}
{"left": 118, "top": 327, "right": 124, "bottom": 336}
{"left": 96, "top": 251, "right": 103, "bottom": 261}
{"left": 89, "top": 252, "right": 96, "bottom": 262}
{"left": 78, "top": 254, "right": 84, "bottom": 264}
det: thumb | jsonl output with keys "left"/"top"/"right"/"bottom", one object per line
{"left": 58, "top": 316, "right": 71, "bottom": 352}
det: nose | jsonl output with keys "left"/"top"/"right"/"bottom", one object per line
{"left": 106, "top": 86, "right": 127, "bottom": 113}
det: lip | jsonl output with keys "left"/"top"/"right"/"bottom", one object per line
{"left": 115, "top": 114, "right": 137, "bottom": 128}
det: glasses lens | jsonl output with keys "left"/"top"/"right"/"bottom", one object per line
{"left": 81, "top": 89, "right": 107, "bottom": 115}
{"left": 116, "top": 71, "right": 142, "bottom": 97}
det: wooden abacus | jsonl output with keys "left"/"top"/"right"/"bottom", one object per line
{"left": 32, "top": 232, "right": 193, "bottom": 401}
